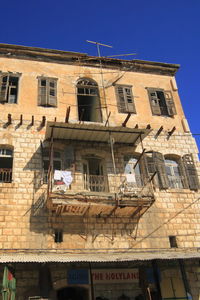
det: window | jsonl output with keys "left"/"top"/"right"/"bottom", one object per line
{"left": 165, "top": 159, "right": 183, "bottom": 189}
{"left": 0, "top": 73, "right": 20, "bottom": 103}
{"left": 124, "top": 156, "right": 143, "bottom": 187}
{"left": 0, "top": 148, "right": 13, "bottom": 182}
{"left": 77, "top": 78, "right": 102, "bottom": 122}
{"left": 150, "top": 152, "right": 199, "bottom": 190}
{"left": 115, "top": 85, "right": 136, "bottom": 113}
{"left": 38, "top": 77, "right": 57, "bottom": 107}
{"left": 147, "top": 88, "right": 176, "bottom": 116}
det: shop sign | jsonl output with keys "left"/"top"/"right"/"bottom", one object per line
{"left": 92, "top": 269, "right": 139, "bottom": 284}
{"left": 67, "top": 269, "right": 89, "bottom": 284}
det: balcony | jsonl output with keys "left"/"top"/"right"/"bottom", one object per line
{"left": 47, "top": 172, "right": 154, "bottom": 217}
{"left": 0, "top": 168, "right": 12, "bottom": 183}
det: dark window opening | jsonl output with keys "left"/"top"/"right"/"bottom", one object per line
{"left": 77, "top": 78, "right": 102, "bottom": 122}
{"left": 115, "top": 85, "right": 136, "bottom": 113}
{"left": 57, "top": 287, "right": 89, "bottom": 300}
{"left": 54, "top": 230, "right": 63, "bottom": 243}
{"left": 38, "top": 77, "right": 57, "bottom": 107}
{"left": 0, "top": 148, "right": 13, "bottom": 183}
{"left": 169, "top": 235, "right": 178, "bottom": 248}
{"left": 147, "top": 88, "right": 176, "bottom": 116}
{"left": 0, "top": 75, "right": 19, "bottom": 104}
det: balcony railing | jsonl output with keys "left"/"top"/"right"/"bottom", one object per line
{"left": 0, "top": 168, "right": 12, "bottom": 183}
{"left": 83, "top": 174, "right": 109, "bottom": 192}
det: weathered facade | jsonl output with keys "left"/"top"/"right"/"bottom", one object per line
{"left": 0, "top": 43, "right": 199, "bottom": 300}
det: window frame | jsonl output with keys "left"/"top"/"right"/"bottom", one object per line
{"left": 115, "top": 84, "right": 136, "bottom": 114}
{"left": 147, "top": 87, "right": 176, "bottom": 117}
{"left": 0, "top": 72, "right": 21, "bottom": 104}
{"left": 0, "top": 147, "right": 13, "bottom": 183}
{"left": 37, "top": 76, "right": 58, "bottom": 107}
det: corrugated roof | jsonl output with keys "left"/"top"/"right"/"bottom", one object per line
{"left": 45, "top": 122, "right": 151, "bottom": 144}
{"left": 0, "top": 249, "right": 199, "bottom": 263}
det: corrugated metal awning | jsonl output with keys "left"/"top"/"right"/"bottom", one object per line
{"left": 45, "top": 122, "right": 151, "bottom": 144}
{"left": 0, "top": 249, "right": 199, "bottom": 263}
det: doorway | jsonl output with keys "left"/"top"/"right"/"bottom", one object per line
{"left": 57, "top": 286, "right": 89, "bottom": 300}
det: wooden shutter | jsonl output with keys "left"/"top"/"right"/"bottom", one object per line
{"left": 164, "top": 90, "right": 177, "bottom": 116}
{"left": 153, "top": 152, "right": 169, "bottom": 189}
{"left": 178, "top": 158, "right": 189, "bottom": 189}
{"left": 182, "top": 154, "right": 199, "bottom": 190}
{"left": 147, "top": 89, "right": 161, "bottom": 115}
{"left": 0, "top": 75, "right": 9, "bottom": 102}
{"left": 38, "top": 79, "right": 47, "bottom": 106}
{"left": 116, "top": 86, "right": 136, "bottom": 113}
{"left": 48, "top": 79, "right": 57, "bottom": 107}
{"left": 139, "top": 153, "right": 149, "bottom": 184}
{"left": 124, "top": 87, "right": 136, "bottom": 113}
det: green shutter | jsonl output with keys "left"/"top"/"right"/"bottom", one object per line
{"left": 47, "top": 80, "right": 57, "bottom": 107}
{"left": 182, "top": 154, "right": 199, "bottom": 190}
{"left": 116, "top": 86, "right": 136, "bottom": 113}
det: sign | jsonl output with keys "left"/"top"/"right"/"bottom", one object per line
{"left": 67, "top": 269, "right": 89, "bottom": 284}
{"left": 92, "top": 269, "right": 139, "bottom": 284}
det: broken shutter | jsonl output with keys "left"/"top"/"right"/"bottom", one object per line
{"left": 182, "top": 154, "right": 199, "bottom": 190}
{"left": 48, "top": 80, "right": 57, "bottom": 107}
{"left": 153, "top": 152, "right": 169, "bottom": 189}
{"left": 0, "top": 75, "right": 9, "bottom": 102}
{"left": 178, "top": 158, "right": 189, "bottom": 189}
{"left": 38, "top": 79, "right": 47, "bottom": 106}
{"left": 147, "top": 89, "right": 161, "bottom": 115}
{"left": 164, "top": 90, "right": 177, "bottom": 116}
{"left": 116, "top": 86, "right": 136, "bottom": 113}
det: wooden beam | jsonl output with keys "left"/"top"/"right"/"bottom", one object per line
{"left": 146, "top": 124, "right": 151, "bottom": 129}
{"left": 19, "top": 114, "right": 23, "bottom": 125}
{"left": 30, "top": 115, "right": 34, "bottom": 126}
{"left": 168, "top": 126, "right": 176, "bottom": 137}
{"left": 156, "top": 126, "right": 163, "bottom": 137}
{"left": 41, "top": 116, "right": 46, "bottom": 127}
{"left": 122, "top": 113, "right": 131, "bottom": 127}
{"left": 131, "top": 206, "right": 143, "bottom": 218}
{"left": 135, "top": 124, "right": 138, "bottom": 129}
{"left": 7, "top": 114, "right": 12, "bottom": 125}
{"left": 65, "top": 106, "right": 71, "bottom": 123}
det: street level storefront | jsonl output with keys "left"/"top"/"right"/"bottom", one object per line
{"left": 0, "top": 253, "right": 199, "bottom": 300}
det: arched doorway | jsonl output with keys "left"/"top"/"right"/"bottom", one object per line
{"left": 57, "top": 286, "right": 89, "bottom": 300}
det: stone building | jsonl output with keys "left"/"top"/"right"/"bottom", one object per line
{"left": 0, "top": 43, "right": 199, "bottom": 300}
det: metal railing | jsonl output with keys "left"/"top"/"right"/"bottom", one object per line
{"left": 83, "top": 174, "right": 109, "bottom": 192}
{"left": 0, "top": 168, "right": 12, "bottom": 183}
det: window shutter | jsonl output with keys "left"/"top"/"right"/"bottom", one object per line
{"left": 178, "top": 158, "right": 189, "bottom": 189}
{"left": 116, "top": 86, "right": 136, "bottom": 113}
{"left": 38, "top": 79, "right": 47, "bottom": 106}
{"left": 0, "top": 75, "right": 9, "bottom": 102}
{"left": 47, "top": 80, "right": 57, "bottom": 107}
{"left": 153, "top": 152, "right": 169, "bottom": 189}
{"left": 182, "top": 154, "right": 199, "bottom": 190}
{"left": 124, "top": 87, "right": 136, "bottom": 113}
{"left": 164, "top": 91, "right": 177, "bottom": 116}
{"left": 147, "top": 89, "right": 161, "bottom": 115}
{"left": 139, "top": 154, "right": 149, "bottom": 184}
{"left": 116, "top": 86, "right": 127, "bottom": 113}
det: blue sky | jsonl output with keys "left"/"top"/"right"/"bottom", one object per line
{"left": 1, "top": 0, "right": 200, "bottom": 149}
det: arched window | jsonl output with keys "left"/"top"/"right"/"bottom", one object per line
{"left": 0, "top": 147, "right": 13, "bottom": 182}
{"left": 164, "top": 158, "right": 183, "bottom": 189}
{"left": 77, "top": 78, "right": 102, "bottom": 122}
